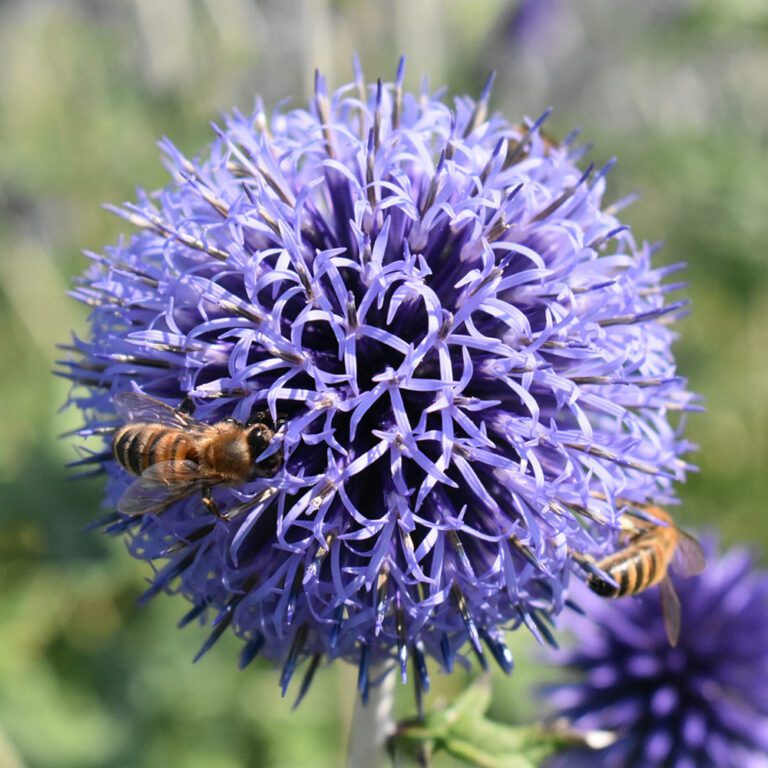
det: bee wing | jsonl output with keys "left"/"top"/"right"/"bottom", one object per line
{"left": 659, "top": 575, "right": 681, "bottom": 647}
{"left": 113, "top": 392, "right": 206, "bottom": 431}
{"left": 672, "top": 532, "right": 707, "bottom": 578}
{"left": 117, "top": 460, "right": 205, "bottom": 516}
{"left": 117, "top": 480, "right": 198, "bottom": 517}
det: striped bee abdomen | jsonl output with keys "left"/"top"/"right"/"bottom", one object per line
{"left": 590, "top": 542, "right": 663, "bottom": 598}
{"left": 112, "top": 424, "right": 199, "bottom": 476}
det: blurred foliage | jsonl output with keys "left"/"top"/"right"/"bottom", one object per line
{"left": 0, "top": 0, "right": 766, "bottom": 765}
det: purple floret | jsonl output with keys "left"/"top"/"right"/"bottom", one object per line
{"left": 61, "top": 59, "right": 696, "bottom": 702}
{"left": 545, "top": 539, "right": 768, "bottom": 768}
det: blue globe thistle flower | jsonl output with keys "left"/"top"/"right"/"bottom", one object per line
{"left": 60, "top": 59, "right": 696, "bottom": 703}
{"left": 545, "top": 539, "right": 768, "bottom": 768}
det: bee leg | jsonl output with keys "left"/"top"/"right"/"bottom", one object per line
{"left": 201, "top": 487, "right": 225, "bottom": 520}
{"left": 245, "top": 409, "right": 270, "bottom": 427}
{"left": 247, "top": 409, "right": 285, "bottom": 431}
{"left": 177, "top": 397, "right": 196, "bottom": 416}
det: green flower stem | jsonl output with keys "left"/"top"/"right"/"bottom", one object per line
{"left": 346, "top": 665, "right": 395, "bottom": 768}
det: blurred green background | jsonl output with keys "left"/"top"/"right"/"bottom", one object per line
{"left": 1, "top": 1, "right": 767, "bottom": 766}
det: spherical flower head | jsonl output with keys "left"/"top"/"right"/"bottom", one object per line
{"left": 61, "top": 60, "right": 696, "bottom": 702}
{"left": 545, "top": 539, "right": 768, "bottom": 768}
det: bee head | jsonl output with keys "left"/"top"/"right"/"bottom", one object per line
{"left": 246, "top": 423, "right": 281, "bottom": 478}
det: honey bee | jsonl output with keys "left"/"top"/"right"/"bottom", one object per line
{"left": 587, "top": 506, "right": 706, "bottom": 646}
{"left": 504, "top": 123, "right": 559, "bottom": 166}
{"left": 111, "top": 392, "right": 281, "bottom": 517}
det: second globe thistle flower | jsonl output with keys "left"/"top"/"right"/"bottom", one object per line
{"left": 62, "top": 60, "right": 697, "bottom": 700}
{"left": 545, "top": 539, "right": 768, "bottom": 768}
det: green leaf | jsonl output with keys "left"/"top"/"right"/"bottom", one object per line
{"left": 391, "top": 678, "right": 583, "bottom": 767}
